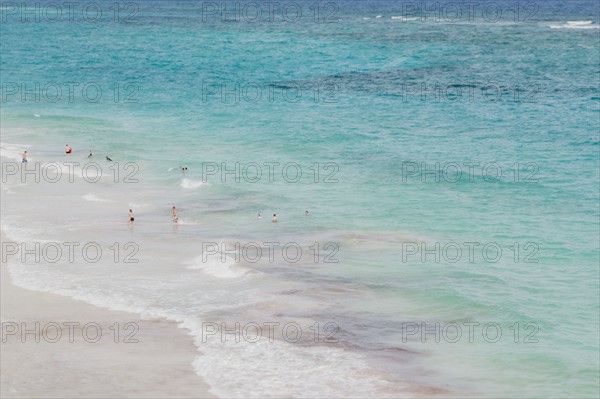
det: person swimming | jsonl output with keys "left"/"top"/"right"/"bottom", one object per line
{"left": 88, "top": 150, "right": 93, "bottom": 158}
{"left": 128, "top": 209, "right": 134, "bottom": 224}
{"left": 272, "top": 214, "right": 278, "bottom": 223}
{"left": 106, "top": 156, "right": 113, "bottom": 161}
{"left": 65, "top": 144, "right": 72, "bottom": 154}
{"left": 172, "top": 206, "right": 178, "bottom": 223}
{"left": 21, "top": 151, "right": 28, "bottom": 163}
{"left": 305, "top": 210, "right": 309, "bottom": 216}
{"left": 257, "top": 213, "right": 262, "bottom": 219}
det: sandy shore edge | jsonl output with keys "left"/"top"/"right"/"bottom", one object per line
{"left": 1, "top": 233, "right": 215, "bottom": 398}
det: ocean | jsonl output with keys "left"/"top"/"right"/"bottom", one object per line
{"left": 1, "top": 0, "right": 599, "bottom": 397}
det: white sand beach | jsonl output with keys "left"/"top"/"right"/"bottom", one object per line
{"left": 1, "top": 233, "right": 214, "bottom": 399}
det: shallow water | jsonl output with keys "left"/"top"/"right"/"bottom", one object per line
{"left": 1, "top": 1, "right": 599, "bottom": 397}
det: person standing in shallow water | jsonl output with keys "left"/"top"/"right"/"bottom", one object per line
{"left": 172, "top": 206, "right": 178, "bottom": 223}
{"left": 21, "top": 151, "right": 28, "bottom": 163}
{"left": 272, "top": 214, "right": 278, "bottom": 223}
{"left": 65, "top": 144, "right": 72, "bottom": 154}
{"left": 128, "top": 209, "right": 134, "bottom": 224}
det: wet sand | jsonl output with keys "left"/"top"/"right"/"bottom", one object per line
{"left": 1, "top": 233, "right": 215, "bottom": 398}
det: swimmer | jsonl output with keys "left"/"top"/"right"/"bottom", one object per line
{"left": 272, "top": 214, "right": 278, "bottom": 223}
{"left": 65, "top": 144, "right": 72, "bottom": 154}
{"left": 257, "top": 213, "right": 262, "bottom": 219}
{"left": 172, "top": 206, "right": 178, "bottom": 223}
{"left": 305, "top": 210, "right": 309, "bottom": 216}
{"left": 106, "top": 156, "right": 113, "bottom": 162}
{"left": 21, "top": 151, "right": 28, "bottom": 163}
{"left": 88, "top": 150, "right": 93, "bottom": 158}
{"left": 128, "top": 209, "right": 134, "bottom": 224}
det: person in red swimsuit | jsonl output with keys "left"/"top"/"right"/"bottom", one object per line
{"left": 65, "top": 144, "right": 72, "bottom": 154}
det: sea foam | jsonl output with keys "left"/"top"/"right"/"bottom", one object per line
{"left": 180, "top": 178, "right": 206, "bottom": 189}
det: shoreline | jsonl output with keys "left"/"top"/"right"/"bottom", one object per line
{"left": 1, "top": 233, "right": 215, "bottom": 399}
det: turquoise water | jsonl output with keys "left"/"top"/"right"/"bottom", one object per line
{"left": 1, "top": 1, "right": 599, "bottom": 397}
